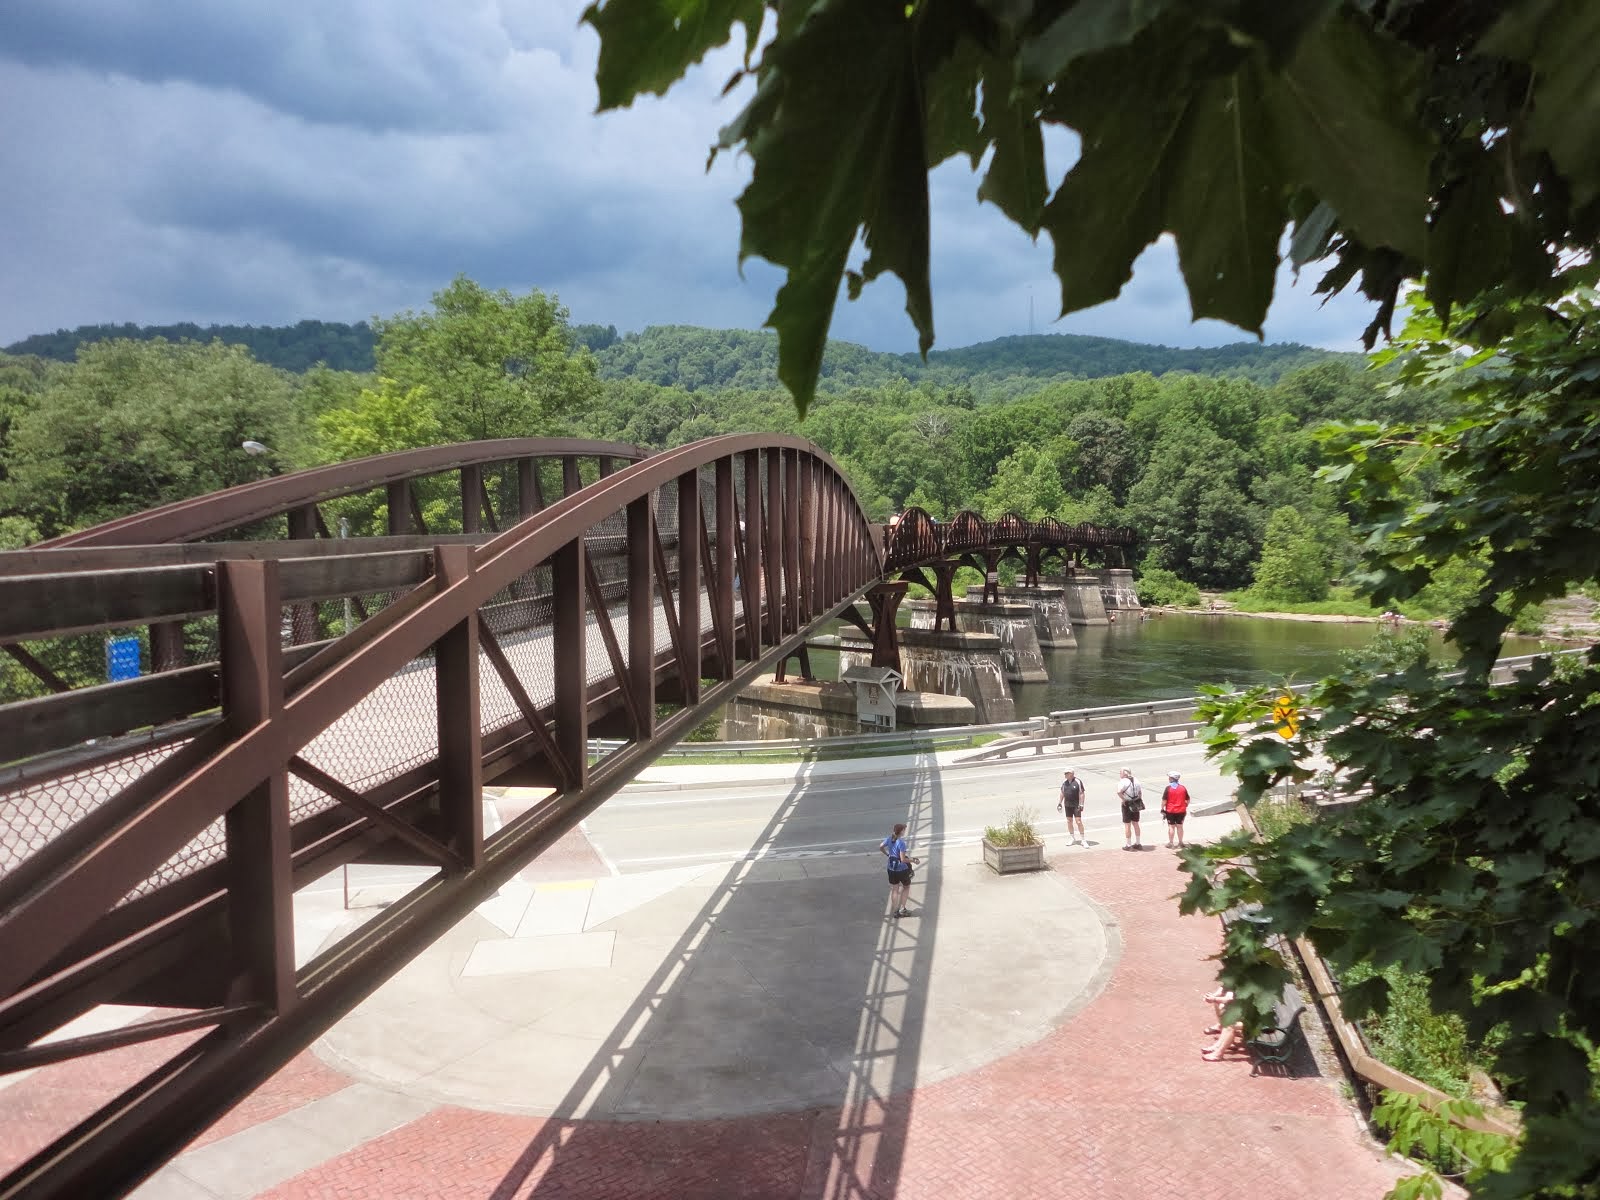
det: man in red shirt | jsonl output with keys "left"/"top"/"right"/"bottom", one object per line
{"left": 1160, "top": 771, "right": 1191, "bottom": 849}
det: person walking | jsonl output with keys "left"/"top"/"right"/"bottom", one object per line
{"left": 1117, "top": 768, "right": 1144, "bottom": 851}
{"left": 1161, "top": 770, "right": 1191, "bottom": 848}
{"left": 880, "top": 822, "right": 919, "bottom": 918}
{"left": 1058, "top": 768, "right": 1087, "bottom": 845}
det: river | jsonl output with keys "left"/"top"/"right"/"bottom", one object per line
{"left": 803, "top": 612, "right": 1544, "bottom": 719}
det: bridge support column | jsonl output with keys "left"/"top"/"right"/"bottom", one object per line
{"left": 1099, "top": 568, "right": 1143, "bottom": 615}
{"left": 1024, "top": 545, "right": 1043, "bottom": 588}
{"left": 865, "top": 581, "right": 908, "bottom": 676}
{"left": 980, "top": 549, "right": 1003, "bottom": 603}
{"left": 1063, "top": 568, "right": 1111, "bottom": 625}
{"left": 772, "top": 647, "right": 816, "bottom": 684}
{"left": 961, "top": 584, "right": 1077, "bottom": 649}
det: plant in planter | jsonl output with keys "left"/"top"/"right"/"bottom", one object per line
{"left": 982, "top": 806, "right": 1046, "bottom": 874}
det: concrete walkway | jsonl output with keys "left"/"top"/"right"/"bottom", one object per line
{"left": 1, "top": 750, "right": 1409, "bottom": 1200}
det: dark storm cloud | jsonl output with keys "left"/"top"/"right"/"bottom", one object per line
{"left": 0, "top": 0, "right": 533, "bottom": 133}
{"left": 0, "top": 1, "right": 1379, "bottom": 356}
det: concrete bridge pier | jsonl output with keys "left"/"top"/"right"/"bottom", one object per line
{"left": 908, "top": 598, "right": 1047, "bottom": 684}
{"left": 856, "top": 628, "right": 1017, "bottom": 723}
{"left": 722, "top": 674, "right": 975, "bottom": 739}
{"left": 1099, "top": 568, "right": 1143, "bottom": 615}
{"left": 964, "top": 585, "right": 1077, "bottom": 650}
{"left": 1062, "top": 568, "right": 1111, "bottom": 625}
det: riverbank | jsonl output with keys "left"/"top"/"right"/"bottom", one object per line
{"left": 1173, "top": 593, "right": 1598, "bottom": 643}
{"left": 1164, "top": 602, "right": 1397, "bottom": 626}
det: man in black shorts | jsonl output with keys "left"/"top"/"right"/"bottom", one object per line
{"left": 1058, "top": 768, "right": 1087, "bottom": 846}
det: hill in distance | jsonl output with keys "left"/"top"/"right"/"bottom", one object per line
{"left": 5, "top": 319, "right": 1351, "bottom": 391}
{"left": 4, "top": 320, "right": 377, "bottom": 374}
{"left": 595, "top": 326, "right": 1350, "bottom": 393}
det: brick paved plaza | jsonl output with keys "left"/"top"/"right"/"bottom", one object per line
{"left": 1, "top": 816, "right": 1409, "bottom": 1200}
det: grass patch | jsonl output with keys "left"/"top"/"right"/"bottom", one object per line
{"left": 983, "top": 805, "right": 1042, "bottom": 847}
{"left": 1251, "top": 793, "right": 1317, "bottom": 839}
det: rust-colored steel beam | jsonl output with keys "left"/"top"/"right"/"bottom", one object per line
{"left": 40, "top": 439, "right": 646, "bottom": 548}
{"left": 0, "top": 435, "right": 883, "bottom": 1200}
{"left": 675, "top": 471, "right": 701, "bottom": 704}
{"left": 217, "top": 560, "right": 296, "bottom": 1016}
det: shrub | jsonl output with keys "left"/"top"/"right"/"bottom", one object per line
{"left": 1136, "top": 567, "right": 1202, "bottom": 607}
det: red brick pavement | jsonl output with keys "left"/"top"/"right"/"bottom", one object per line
{"left": 249, "top": 847, "right": 1407, "bottom": 1200}
{"left": 0, "top": 1021, "right": 348, "bottom": 1177}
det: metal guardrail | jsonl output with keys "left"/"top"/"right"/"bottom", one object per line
{"left": 593, "top": 718, "right": 1042, "bottom": 758}
{"left": 636, "top": 651, "right": 1580, "bottom": 760}
{"left": 959, "top": 720, "right": 1204, "bottom": 760}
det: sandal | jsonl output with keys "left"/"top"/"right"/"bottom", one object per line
{"left": 1203, "top": 1024, "right": 1221, "bottom": 1035}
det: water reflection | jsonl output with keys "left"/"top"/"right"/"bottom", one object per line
{"left": 808, "top": 612, "right": 1543, "bottom": 717}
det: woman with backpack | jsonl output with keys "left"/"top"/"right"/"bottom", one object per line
{"left": 1117, "top": 768, "right": 1144, "bottom": 851}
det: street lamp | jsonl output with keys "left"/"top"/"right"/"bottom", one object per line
{"left": 241, "top": 440, "right": 270, "bottom": 456}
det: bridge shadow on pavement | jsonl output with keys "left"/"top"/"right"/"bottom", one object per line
{"left": 486, "top": 762, "right": 945, "bottom": 1200}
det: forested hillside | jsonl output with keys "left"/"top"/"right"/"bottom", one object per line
{"left": 0, "top": 277, "right": 1424, "bottom": 607}
{"left": 594, "top": 326, "right": 1348, "bottom": 395}
{"left": 5, "top": 320, "right": 377, "bottom": 373}
{"left": 7, "top": 316, "right": 1347, "bottom": 396}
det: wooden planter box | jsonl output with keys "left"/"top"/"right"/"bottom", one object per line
{"left": 982, "top": 838, "right": 1046, "bottom": 874}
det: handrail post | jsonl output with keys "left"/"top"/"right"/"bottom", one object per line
{"left": 387, "top": 481, "right": 410, "bottom": 535}
{"left": 765, "top": 449, "right": 784, "bottom": 641}
{"left": 552, "top": 535, "right": 587, "bottom": 792}
{"left": 783, "top": 448, "right": 800, "bottom": 635}
{"left": 286, "top": 504, "right": 319, "bottom": 644}
{"left": 742, "top": 451, "right": 763, "bottom": 658}
{"left": 460, "top": 464, "right": 482, "bottom": 534}
{"left": 714, "top": 457, "right": 736, "bottom": 679}
{"left": 433, "top": 546, "right": 483, "bottom": 870}
{"left": 797, "top": 454, "right": 815, "bottom": 623}
{"left": 628, "top": 493, "right": 659, "bottom": 728}
{"left": 517, "top": 457, "right": 542, "bottom": 517}
{"left": 675, "top": 470, "right": 701, "bottom": 703}
{"left": 217, "top": 559, "right": 295, "bottom": 1014}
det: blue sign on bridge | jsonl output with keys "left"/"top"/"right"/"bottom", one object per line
{"left": 106, "top": 635, "right": 143, "bottom": 682}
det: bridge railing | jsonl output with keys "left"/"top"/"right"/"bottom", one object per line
{"left": 880, "top": 506, "right": 1137, "bottom": 572}
{"left": 0, "top": 434, "right": 882, "bottom": 1200}
{"left": 1, "top": 440, "right": 652, "bottom": 705}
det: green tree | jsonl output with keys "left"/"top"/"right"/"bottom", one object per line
{"left": 976, "top": 445, "right": 1066, "bottom": 520}
{"left": 1188, "top": 293, "right": 1600, "bottom": 1200}
{"left": 585, "top": 3, "right": 1588, "bottom": 411}
{"left": 0, "top": 339, "right": 302, "bottom": 539}
{"left": 1250, "top": 505, "right": 1329, "bottom": 603}
{"left": 1125, "top": 430, "right": 1259, "bottom": 588}
{"left": 314, "top": 378, "right": 442, "bottom": 462}
{"left": 373, "top": 275, "right": 599, "bottom": 442}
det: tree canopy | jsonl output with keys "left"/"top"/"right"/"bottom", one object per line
{"left": 585, "top": 0, "right": 1600, "bottom": 412}
{"left": 580, "top": 2, "right": 1600, "bottom": 1193}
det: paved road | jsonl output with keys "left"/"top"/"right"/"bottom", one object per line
{"left": 589, "top": 739, "right": 1226, "bottom": 871}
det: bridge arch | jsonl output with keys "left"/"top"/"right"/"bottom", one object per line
{"left": 0, "top": 436, "right": 1137, "bottom": 1199}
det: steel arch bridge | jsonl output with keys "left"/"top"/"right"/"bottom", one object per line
{"left": 0, "top": 436, "right": 1134, "bottom": 1199}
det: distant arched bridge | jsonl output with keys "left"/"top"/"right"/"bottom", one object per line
{"left": 0, "top": 435, "right": 1135, "bottom": 1199}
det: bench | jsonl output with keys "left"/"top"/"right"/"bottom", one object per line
{"left": 1247, "top": 987, "right": 1307, "bottom": 1076}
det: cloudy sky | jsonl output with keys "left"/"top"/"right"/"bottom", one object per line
{"left": 1, "top": 1, "right": 1381, "bottom": 354}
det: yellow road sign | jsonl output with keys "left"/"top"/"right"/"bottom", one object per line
{"left": 1272, "top": 694, "right": 1299, "bottom": 739}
